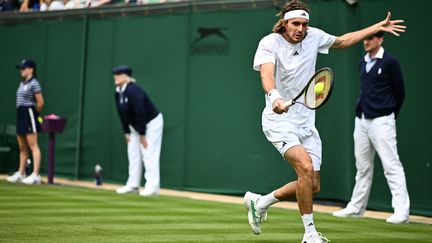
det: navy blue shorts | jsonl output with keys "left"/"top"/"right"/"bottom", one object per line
{"left": 16, "top": 106, "right": 41, "bottom": 135}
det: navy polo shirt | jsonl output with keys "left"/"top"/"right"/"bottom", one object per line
{"left": 114, "top": 82, "right": 159, "bottom": 135}
{"left": 356, "top": 48, "right": 405, "bottom": 119}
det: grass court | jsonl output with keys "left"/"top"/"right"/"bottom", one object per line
{"left": 0, "top": 181, "right": 431, "bottom": 242}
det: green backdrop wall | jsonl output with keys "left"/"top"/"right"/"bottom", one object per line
{"left": 0, "top": 0, "right": 430, "bottom": 216}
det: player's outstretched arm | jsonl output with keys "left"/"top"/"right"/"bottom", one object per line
{"left": 332, "top": 12, "right": 406, "bottom": 49}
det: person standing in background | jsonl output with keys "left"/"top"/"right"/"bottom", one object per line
{"left": 113, "top": 65, "right": 163, "bottom": 197}
{"left": 332, "top": 32, "right": 410, "bottom": 224}
{"left": 7, "top": 59, "right": 45, "bottom": 185}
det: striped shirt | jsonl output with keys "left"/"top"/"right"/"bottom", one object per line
{"left": 16, "top": 77, "right": 42, "bottom": 107}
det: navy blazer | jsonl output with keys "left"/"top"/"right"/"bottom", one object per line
{"left": 114, "top": 82, "right": 159, "bottom": 135}
{"left": 356, "top": 51, "right": 405, "bottom": 119}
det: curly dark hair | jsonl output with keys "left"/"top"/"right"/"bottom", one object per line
{"left": 273, "top": 0, "right": 310, "bottom": 34}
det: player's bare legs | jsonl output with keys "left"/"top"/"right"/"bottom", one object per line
{"left": 6, "top": 135, "right": 31, "bottom": 183}
{"left": 245, "top": 145, "right": 321, "bottom": 236}
{"left": 17, "top": 135, "right": 29, "bottom": 175}
{"left": 274, "top": 171, "right": 320, "bottom": 201}
{"left": 281, "top": 145, "right": 315, "bottom": 214}
{"left": 281, "top": 145, "right": 321, "bottom": 240}
{"left": 20, "top": 133, "right": 42, "bottom": 185}
{"left": 26, "top": 133, "right": 41, "bottom": 176}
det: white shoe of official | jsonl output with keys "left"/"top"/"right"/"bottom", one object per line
{"left": 116, "top": 185, "right": 139, "bottom": 194}
{"left": 139, "top": 188, "right": 160, "bottom": 197}
{"left": 244, "top": 191, "right": 267, "bottom": 235}
{"left": 386, "top": 214, "right": 409, "bottom": 224}
{"left": 6, "top": 171, "right": 25, "bottom": 183}
{"left": 22, "top": 173, "right": 41, "bottom": 185}
{"left": 302, "top": 232, "right": 330, "bottom": 243}
{"left": 332, "top": 207, "right": 363, "bottom": 218}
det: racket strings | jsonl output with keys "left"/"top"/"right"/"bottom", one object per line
{"left": 304, "top": 70, "right": 333, "bottom": 109}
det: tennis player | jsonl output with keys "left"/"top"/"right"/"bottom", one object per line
{"left": 113, "top": 65, "right": 164, "bottom": 196}
{"left": 7, "top": 59, "right": 44, "bottom": 185}
{"left": 244, "top": 1, "right": 406, "bottom": 242}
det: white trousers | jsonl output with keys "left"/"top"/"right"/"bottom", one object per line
{"left": 346, "top": 113, "right": 410, "bottom": 217}
{"left": 126, "top": 113, "right": 163, "bottom": 192}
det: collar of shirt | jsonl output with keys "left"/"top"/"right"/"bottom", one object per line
{"left": 364, "top": 47, "right": 384, "bottom": 63}
{"left": 22, "top": 76, "right": 35, "bottom": 85}
{"left": 277, "top": 33, "right": 302, "bottom": 52}
{"left": 116, "top": 82, "right": 129, "bottom": 93}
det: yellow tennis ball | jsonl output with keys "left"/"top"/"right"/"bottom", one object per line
{"left": 315, "top": 82, "right": 325, "bottom": 95}
{"left": 38, "top": 117, "right": 43, "bottom": 124}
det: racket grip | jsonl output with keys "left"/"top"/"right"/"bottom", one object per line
{"left": 283, "top": 100, "right": 294, "bottom": 109}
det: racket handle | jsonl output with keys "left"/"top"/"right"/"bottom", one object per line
{"left": 283, "top": 100, "right": 294, "bottom": 109}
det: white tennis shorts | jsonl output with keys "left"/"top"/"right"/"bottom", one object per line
{"left": 262, "top": 115, "right": 322, "bottom": 171}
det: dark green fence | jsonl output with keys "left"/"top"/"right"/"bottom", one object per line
{"left": 0, "top": 0, "right": 430, "bottom": 216}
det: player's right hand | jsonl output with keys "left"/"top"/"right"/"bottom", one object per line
{"left": 125, "top": 134, "right": 130, "bottom": 144}
{"left": 272, "top": 99, "right": 289, "bottom": 114}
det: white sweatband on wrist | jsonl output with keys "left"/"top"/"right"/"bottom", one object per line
{"left": 268, "top": 89, "right": 283, "bottom": 104}
{"left": 284, "top": 10, "right": 310, "bottom": 21}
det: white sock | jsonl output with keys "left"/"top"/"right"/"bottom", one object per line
{"left": 257, "top": 191, "right": 279, "bottom": 210}
{"left": 302, "top": 213, "right": 317, "bottom": 234}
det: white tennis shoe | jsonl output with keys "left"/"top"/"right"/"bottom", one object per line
{"left": 244, "top": 191, "right": 267, "bottom": 235}
{"left": 302, "top": 232, "right": 330, "bottom": 243}
{"left": 332, "top": 207, "right": 363, "bottom": 218}
{"left": 22, "top": 173, "right": 41, "bottom": 185}
{"left": 139, "top": 188, "right": 160, "bottom": 197}
{"left": 386, "top": 213, "right": 409, "bottom": 224}
{"left": 116, "top": 185, "right": 139, "bottom": 194}
{"left": 6, "top": 172, "right": 25, "bottom": 183}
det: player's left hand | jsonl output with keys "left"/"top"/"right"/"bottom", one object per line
{"left": 140, "top": 136, "right": 148, "bottom": 149}
{"left": 379, "top": 12, "right": 406, "bottom": 36}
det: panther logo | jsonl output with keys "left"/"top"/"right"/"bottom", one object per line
{"left": 193, "top": 27, "right": 229, "bottom": 42}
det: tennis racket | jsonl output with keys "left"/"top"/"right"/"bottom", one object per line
{"left": 283, "top": 67, "right": 334, "bottom": 110}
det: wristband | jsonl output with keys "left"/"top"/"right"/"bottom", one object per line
{"left": 267, "top": 89, "right": 283, "bottom": 104}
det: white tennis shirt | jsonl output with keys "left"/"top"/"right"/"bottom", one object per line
{"left": 253, "top": 27, "right": 336, "bottom": 127}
